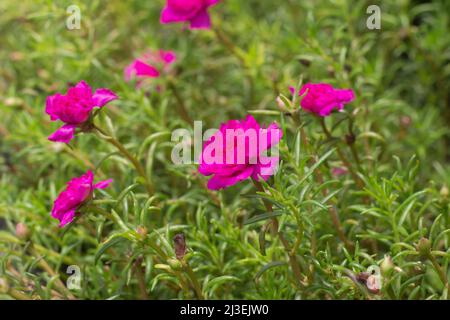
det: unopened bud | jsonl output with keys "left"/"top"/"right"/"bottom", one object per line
{"left": 10, "top": 51, "right": 24, "bottom": 61}
{"left": 440, "top": 185, "right": 449, "bottom": 198}
{"left": 167, "top": 258, "right": 183, "bottom": 271}
{"left": 345, "top": 133, "right": 356, "bottom": 145}
{"left": 4, "top": 97, "right": 22, "bottom": 107}
{"left": 398, "top": 27, "right": 410, "bottom": 40}
{"left": 136, "top": 226, "right": 147, "bottom": 239}
{"left": 332, "top": 167, "right": 347, "bottom": 177}
{"left": 37, "top": 69, "right": 50, "bottom": 80}
{"left": 173, "top": 233, "right": 187, "bottom": 260}
{"left": 417, "top": 237, "right": 431, "bottom": 257}
{"left": 298, "top": 58, "right": 311, "bottom": 67}
{"left": 400, "top": 115, "right": 411, "bottom": 127}
{"left": 15, "top": 222, "right": 30, "bottom": 240}
{"left": 276, "top": 96, "right": 288, "bottom": 112}
{"left": 327, "top": 66, "right": 335, "bottom": 77}
{"left": 381, "top": 255, "right": 394, "bottom": 275}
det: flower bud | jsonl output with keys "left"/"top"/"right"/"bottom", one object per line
{"left": 400, "top": 115, "right": 412, "bottom": 127}
{"left": 345, "top": 133, "right": 356, "bottom": 145}
{"left": 381, "top": 255, "right": 394, "bottom": 275}
{"left": 167, "top": 258, "right": 183, "bottom": 271}
{"left": 276, "top": 96, "right": 289, "bottom": 112}
{"left": 298, "top": 58, "right": 311, "bottom": 67}
{"left": 15, "top": 222, "right": 30, "bottom": 240}
{"left": 417, "top": 237, "right": 431, "bottom": 257}
{"left": 440, "top": 185, "right": 449, "bottom": 198}
{"left": 173, "top": 233, "right": 187, "bottom": 260}
{"left": 327, "top": 66, "right": 335, "bottom": 77}
{"left": 4, "top": 97, "right": 22, "bottom": 107}
{"left": 136, "top": 226, "right": 148, "bottom": 239}
{"left": 332, "top": 167, "right": 348, "bottom": 177}
{"left": 9, "top": 51, "right": 24, "bottom": 61}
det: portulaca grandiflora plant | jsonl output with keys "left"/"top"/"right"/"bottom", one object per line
{"left": 1, "top": 0, "right": 449, "bottom": 300}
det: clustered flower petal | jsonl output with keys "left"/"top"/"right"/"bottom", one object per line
{"left": 292, "top": 83, "right": 355, "bottom": 117}
{"left": 198, "top": 115, "right": 283, "bottom": 190}
{"left": 160, "top": 0, "right": 220, "bottom": 29}
{"left": 46, "top": 81, "right": 118, "bottom": 143}
{"left": 51, "top": 171, "right": 112, "bottom": 227}
{"left": 124, "top": 49, "right": 177, "bottom": 83}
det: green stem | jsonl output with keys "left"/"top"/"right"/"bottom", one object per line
{"left": 8, "top": 288, "right": 30, "bottom": 300}
{"left": 347, "top": 119, "right": 363, "bottom": 172}
{"left": 94, "top": 125, "right": 154, "bottom": 196}
{"left": 296, "top": 115, "right": 352, "bottom": 250}
{"left": 329, "top": 206, "right": 353, "bottom": 250}
{"left": 349, "top": 143, "right": 362, "bottom": 172}
{"left": 133, "top": 256, "right": 149, "bottom": 300}
{"left": 30, "top": 246, "right": 76, "bottom": 300}
{"left": 384, "top": 282, "right": 397, "bottom": 300}
{"left": 90, "top": 206, "right": 194, "bottom": 298}
{"left": 167, "top": 81, "right": 193, "bottom": 125}
{"left": 290, "top": 111, "right": 309, "bottom": 150}
{"left": 212, "top": 24, "right": 254, "bottom": 106}
{"left": 212, "top": 25, "right": 246, "bottom": 64}
{"left": 428, "top": 254, "right": 450, "bottom": 297}
{"left": 252, "top": 179, "right": 303, "bottom": 287}
{"left": 183, "top": 262, "right": 205, "bottom": 300}
{"left": 391, "top": 214, "right": 400, "bottom": 244}
{"left": 320, "top": 117, "right": 363, "bottom": 188}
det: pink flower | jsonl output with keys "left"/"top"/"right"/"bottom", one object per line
{"left": 198, "top": 115, "right": 283, "bottom": 190}
{"left": 46, "top": 81, "right": 118, "bottom": 143}
{"left": 124, "top": 49, "right": 176, "bottom": 83}
{"left": 160, "top": 0, "right": 220, "bottom": 29}
{"left": 292, "top": 83, "right": 355, "bottom": 117}
{"left": 51, "top": 171, "right": 112, "bottom": 227}
{"left": 332, "top": 167, "right": 348, "bottom": 176}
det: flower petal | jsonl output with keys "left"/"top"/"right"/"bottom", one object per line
{"left": 189, "top": 8, "right": 211, "bottom": 29}
{"left": 74, "top": 80, "right": 92, "bottom": 92}
{"left": 336, "top": 89, "right": 355, "bottom": 103}
{"left": 94, "top": 179, "right": 113, "bottom": 190}
{"left": 251, "top": 156, "right": 279, "bottom": 181}
{"left": 45, "top": 94, "right": 61, "bottom": 121}
{"left": 58, "top": 209, "right": 76, "bottom": 228}
{"left": 133, "top": 60, "right": 160, "bottom": 79}
{"left": 289, "top": 86, "right": 296, "bottom": 97}
{"left": 48, "top": 124, "right": 77, "bottom": 144}
{"left": 92, "top": 88, "right": 118, "bottom": 108}
{"left": 160, "top": 50, "right": 177, "bottom": 64}
{"left": 160, "top": 5, "right": 187, "bottom": 23}
{"left": 207, "top": 166, "right": 253, "bottom": 190}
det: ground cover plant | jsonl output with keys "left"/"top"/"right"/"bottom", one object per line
{"left": 0, "top": 0, "right": 449, "bottom": 300}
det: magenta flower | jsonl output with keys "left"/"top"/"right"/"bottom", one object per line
{"left": 198, "top": 115, "right": 283, "bottom": 190}
{"left": 160, "top": 0, "right": 220, "bottom": 29}
{"left": 51, "top": 171, "right": 112, "bottom": 227}
{"left": 332, "top": 167, "right": 348, "bottom": 176}
{"left": 46, "top": 81, "right": 118, "bottom": 143}
{"left": 291, "top": 83, "right": 355, "bottom": 117}
{"left": 124, "top": 49, "right": 176, "bottom": 83}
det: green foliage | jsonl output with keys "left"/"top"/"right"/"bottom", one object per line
{"left": 0, "top": 0, "right": 449, "bottom": 300}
